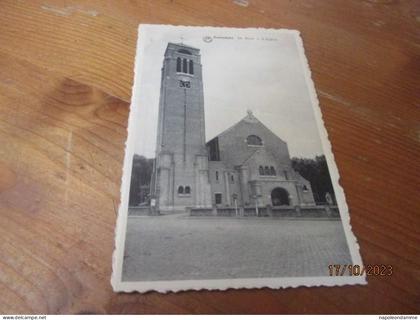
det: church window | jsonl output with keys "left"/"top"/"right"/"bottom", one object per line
{"left": 215, "top": 193, "right": 222, "bottom": 205}
{"left": 230, "top": 174, "right": 234, "bottom": 183}
{"left": 176, "top": 57, "right": 181, "bottom": 72}
{"left": 189, "top": 60, "right": 194, "bottom": 75}
{"left": 207, "top": 137, "right": 220, "bottom": 161}
{"left": 247, "top": 135, "right": 263, "bottom": 146}
{"left": 259, "top": 166, "right": 264, "bottom": 175}
{"left": 264, "top": 166, "right": 270, "bottom": 175}
{"left": 185, "top": 186, "right": 191, "bottom": 194}
{"left": 302, "top": 185, "right": 308, "bottom": 192}
{"left": 177, "top": 186, "right": 184, "bottom": 194}
{"left": 284, "top": 170, "right": 289, "bottom": 180}
{"left": 270, "top": 166, "right": 276, "bottom": 176}
{"left": 215, "top": 171, "right": 219, "bottom": 182}
{"left": 183, "top": 58, "right": 188, "bottom": 73}
{"left": 178, "top": 49, "right": 192, "bottom": 55}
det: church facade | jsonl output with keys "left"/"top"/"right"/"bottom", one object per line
{"left": 150, "top": 43, "right": 315, "bottom": 213}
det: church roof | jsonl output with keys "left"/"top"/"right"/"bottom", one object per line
{"left": 167, "top": 42, "right": 200, "bottom": 52}
{"left": 207, "top": 110, "right": 284, "bottom": 144}
{"left": 240, "top": 147, "right": 279, "bottom": 167}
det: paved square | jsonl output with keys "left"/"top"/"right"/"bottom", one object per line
{"left": 122, "top": 215, "right": 352, "bottom": 281}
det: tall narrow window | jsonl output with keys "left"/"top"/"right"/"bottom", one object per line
{"left": 215, "top": 171, "right": 219, "bottom": 182}
{"left": 215, "top": 193, "right": 222, "bottom": 205}
{"left": 178, "top": 186, "right": 184, "bottom": 194}
{"left": 231, "top": 174, "right": 234, "bottom": 183}
{"left": 270, "top": 166, "right": 276, "bottom": 176}
{"left": 185, "top": 186, "right": 191, "bottom": 194}
{"left": 208, "top": 137, "right": 220, "bottom": 161}
{"left": 189, "top": 60, "right": 194, "bottom": 75}
{"left": 259, "top": 166, "right": 264, "bottom": 175}
{"left": 176, "top": 57, "right": 181, "bottom": 72}
{"left": 183, "top": 58, "right": 188, "bottom": 73}
{"left": 264, "top": 166, "right": 270, "bottom": 175}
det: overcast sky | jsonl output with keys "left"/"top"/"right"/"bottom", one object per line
{"left": 132, "top": 26, "right": 325, "bottom": 159}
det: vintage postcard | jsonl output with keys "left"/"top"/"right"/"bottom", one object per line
{"left": 111, "top": 24, "right": 366, "bottom": 292}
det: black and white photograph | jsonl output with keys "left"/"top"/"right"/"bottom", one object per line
{"left": 112, "top": 25, "right": 365, "bottom": 292}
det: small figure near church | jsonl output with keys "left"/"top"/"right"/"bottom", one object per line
{"left": 325, "top": 192, "right": 334, "bottom": 206}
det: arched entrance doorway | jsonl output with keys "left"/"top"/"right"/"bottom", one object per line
{"left": 271, "top": 187, "right": 289, "bottom": 206}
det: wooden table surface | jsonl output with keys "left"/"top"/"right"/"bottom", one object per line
{"left": 0, "top": 0, "right": 419, "bottom": 314}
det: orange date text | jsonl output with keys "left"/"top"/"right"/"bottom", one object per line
{"left": 328, "top": 264, "right": 393, "bottom": 276}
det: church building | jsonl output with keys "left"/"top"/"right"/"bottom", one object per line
{"left": 150, "top": 43, "right": 315, "bottom": 213}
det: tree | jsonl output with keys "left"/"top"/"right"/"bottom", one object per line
{"left": 128, "top": 154, "right": 154, "bottom": 206}
{"left": 291, "top": 155, "right": 335, "bottom": 205}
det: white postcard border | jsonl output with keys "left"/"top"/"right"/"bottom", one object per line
{"left": 111, "top": 24, "right": 366, "bottom": 293}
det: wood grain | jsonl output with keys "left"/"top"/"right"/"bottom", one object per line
{"left": 0, "top": 0, "right": 419, "bottom": 314}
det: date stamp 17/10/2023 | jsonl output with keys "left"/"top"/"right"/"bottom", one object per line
{"left": 328, "top": 265, "right": 393, "bottom": 277}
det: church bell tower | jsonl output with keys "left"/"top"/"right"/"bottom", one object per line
{"left": 151, "top": 43, "right": 212, "bottom": 212}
